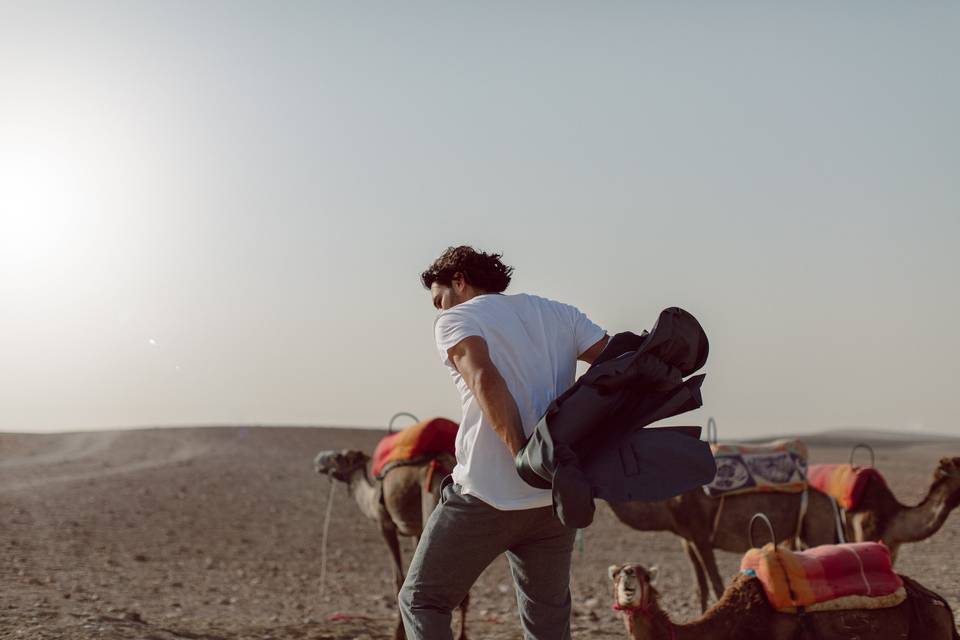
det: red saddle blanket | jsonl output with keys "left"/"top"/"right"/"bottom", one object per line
{"left": 807, "top": 463, "right": 886, "bottom": 510}
{"left": 741, "top": 542, "right": 903, "bottom": 612}
{"left": 372, "top": 417, "right": 458, "bottom": 479}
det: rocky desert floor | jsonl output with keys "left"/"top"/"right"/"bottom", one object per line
{"left": 2, "top": 426, "right": 958, "bottom": 639}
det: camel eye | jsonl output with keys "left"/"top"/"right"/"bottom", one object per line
{"left": 624, "top": 568, "right": 634, "bottom": 575}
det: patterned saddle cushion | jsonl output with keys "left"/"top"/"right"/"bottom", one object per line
{"left": 807, "top": 463, "right": 886, "bottom": 510}
{"left": 741, "top": 542, "right": 904, "bottom": 613}
{"left": 705, "top": 439, "right": 808, "bottom": 496}
{"left": 372, "top": 417, "right": 458, "bottom": 479}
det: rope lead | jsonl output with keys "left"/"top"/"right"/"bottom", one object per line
{"left": 318, "top": 478, "right": 336, "bottom": 598}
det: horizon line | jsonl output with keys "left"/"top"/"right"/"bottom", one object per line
{"left": 2, "top": 421, "right": 957, "bottom": 441}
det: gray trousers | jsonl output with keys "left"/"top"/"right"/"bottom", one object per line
{"left": 398, "top": 478, "right": 576, "bottom": 640}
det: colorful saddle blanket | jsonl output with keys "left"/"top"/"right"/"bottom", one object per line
{"left": 704, "top": 439, "right": 808, "bottom": 497}
{"left": 807, "top": 464, "right": 885, "bottom": 511}
{"left": 741, "top": 542, "right": 904, "bottom": 613}
{"left": 372, "top": 417, "right": 458, "bottom": 479}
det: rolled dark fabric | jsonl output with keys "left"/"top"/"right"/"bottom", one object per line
{"left": 514, "top": 307, "right": 715, "bottom": 528}
{"left": 608, "top": 307, "right": 708, "bottom": 376}
{"left": 586, "top": 426, "right": 716, "bottom": 503}
{"left": 592, "top": 353, "right": 682, "bottom": 395}
{"left": 552, "top": 454, "right": 596, "bottom": 529}
{"left": 515, "top": 414, "right": 556, "bottom": 490}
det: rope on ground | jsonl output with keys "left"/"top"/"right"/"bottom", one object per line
{"left": 318, "top": 478, "right": 336, "bottom": 599}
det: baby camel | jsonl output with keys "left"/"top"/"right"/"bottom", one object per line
{"left": 608, "top": 562, "right": 958, "bottom": 640}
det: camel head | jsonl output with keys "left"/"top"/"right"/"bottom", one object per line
{"left": 313, "top": 449, "right": 369, "bottom": 482}
{"left": 608, "top": 562, "right": 659, "bottom": 610}
{"left": 935, "top": 457, "right": 960, "bottom": 501}
{"left": 935, "top": 457, "right": 960, "bottom": 481}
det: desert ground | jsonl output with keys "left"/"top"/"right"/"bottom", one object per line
{"left": 2, "top": 426, "right": 958, "bottom": 639}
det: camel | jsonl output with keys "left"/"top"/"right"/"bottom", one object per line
{"left": 608, "top": 456, "right": 960, "bottom": 612}
{"left": 608, "top": 562, "right": 959, "bottom": 640}
{"left": 842, "top": 456, "right": 960, "bottom": 562}
{"left": 314, "top": 449, "right": 468, "bottom": 640}
{"left": 607, "top": 487, "right": 839, "bottom": 612}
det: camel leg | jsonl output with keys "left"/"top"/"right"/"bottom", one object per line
{"left": 692, "top": 538, "right": 725, "bottom": 602}
{"left": 682, "top": 539, "right": 710, "bottom": 613}
{"left": 382, "top": 524, "right": 405, "bottom": 592}
{"left": 422, "top": 479, "right": 440, "bottom": 519}
{"left": 421, "top": 480, "right": 440, "bottom": 538}
{"left": 380, "top": 524, "right": 407, "bottom": 640}
{"left": 887, "top": 543, "right": 900, "bottom": 566}
{"left": 456, "top": 591, "right": 470, "bottom": 640}
{"left": 412, "top": 466, "right": 443, "bottom": 556}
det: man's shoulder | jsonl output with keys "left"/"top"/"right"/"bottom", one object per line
{"left": 499, "top": 292, "right": 569, "bottom": 307}
{"left": 439, "top": 293, "right": 576, "bottom": 325}
{"left": 509, "top": 293, "right": 576, "bottom": 314}
{"left": 462, "top": 293, "right": 569, "bottom": 314}
{"left": 433, "top": 296, "right": 499, "bottom": 332}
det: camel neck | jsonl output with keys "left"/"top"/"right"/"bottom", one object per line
{"left": 887, "top": 475, "right": 960, "bottom": 544}
{"left": 346, "top": 464, "right": 381, "bottom": 521}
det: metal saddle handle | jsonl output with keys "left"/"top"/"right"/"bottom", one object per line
{"left": 849, "top": 443, "right": 875, "bottom": 468}
{"left": 748, "top": 512, "right": 777, "bottom": 550}
{"left": 388, "top": 412, "right": 420, "bottom": 434}
{"left": 706, "top": 417, "right": 718, "bottom": 445}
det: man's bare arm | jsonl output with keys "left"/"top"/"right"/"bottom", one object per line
{"left": 578, "top": 334, "right": 609, "bottom": 364}
{"left": 447, "top": 336, "right": 526, "bottom": 456}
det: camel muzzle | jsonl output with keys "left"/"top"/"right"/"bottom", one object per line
{"left": 313, "top": 451, "right": 338, "bottom": 474}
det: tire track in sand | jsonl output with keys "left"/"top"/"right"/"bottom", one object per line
{"left": 0, "top": 431, "right": 209, "bottom": 494}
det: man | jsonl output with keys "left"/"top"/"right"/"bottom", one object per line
{"left": 398, "top": 245, "right": 608, "bottom": 640}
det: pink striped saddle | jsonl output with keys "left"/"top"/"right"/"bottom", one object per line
{"left": 740, "top": 542, "right": 905, "bottom": 613}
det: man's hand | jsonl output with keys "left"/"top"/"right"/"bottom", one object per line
{"left": 447, "top": 336, "right": 526, "bottom": 456}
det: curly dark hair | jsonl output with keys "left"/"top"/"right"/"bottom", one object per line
{"left": 420, "top": 246, "right": 514, "bottom": 293}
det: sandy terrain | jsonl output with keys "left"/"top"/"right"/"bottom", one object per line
{"left": 1, "top": 426, "right": 958, "bottom": 639}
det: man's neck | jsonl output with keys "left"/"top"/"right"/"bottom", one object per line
{"left": 459, "top": 288, "right": 492, "bottom": 305}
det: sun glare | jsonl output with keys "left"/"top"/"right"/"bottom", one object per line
{"left": 0, "top": 127, "right": 95, "bottom": 285}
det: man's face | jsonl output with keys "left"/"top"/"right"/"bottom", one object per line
{"left": 430, "top": 277, "right": 469, "bottom": 311}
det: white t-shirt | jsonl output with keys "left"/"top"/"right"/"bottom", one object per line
{"left": 434, "top": 293, "right": 605, "bottom": 510}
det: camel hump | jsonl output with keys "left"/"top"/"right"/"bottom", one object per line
{"left": 710, "top": 439, "right": 808, "bottom": 461}
{"left": 740, "top": 541, "right": 904, "bottom": 612}
{"left": 372, "top": 417, "right": 458, "bottom": 478}
{"left": 807, "top": 464, "right": 886, "bottom": 510}
{"left": 432, "top": 451, "right": 455, "bottom": 471}
{"left": 705, "top": 439, "right": 808, "bottom": 497}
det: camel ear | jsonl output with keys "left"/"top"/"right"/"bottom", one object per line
{"left": 647, "top": 565, "right": 659, "bottom": 584}
{"left": 608, "top": 565, "right": 621, "bottom": 580}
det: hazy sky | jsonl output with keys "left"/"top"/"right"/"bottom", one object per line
{"left": 1, "top": 2, "right": 958, "bottom": 437}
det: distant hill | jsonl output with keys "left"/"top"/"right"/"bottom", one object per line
{"left": 740, "top": 428, "right": 960, "bottom": 448}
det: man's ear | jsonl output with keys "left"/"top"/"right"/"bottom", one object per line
{"left": 608, "top": 565, "right": 621, "bottom": 580}
{"left": 648, "top": 565, "right": 659, "bottom": 584}
{"left": 452, "top": 272, "right": 465, "bottom": 291}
